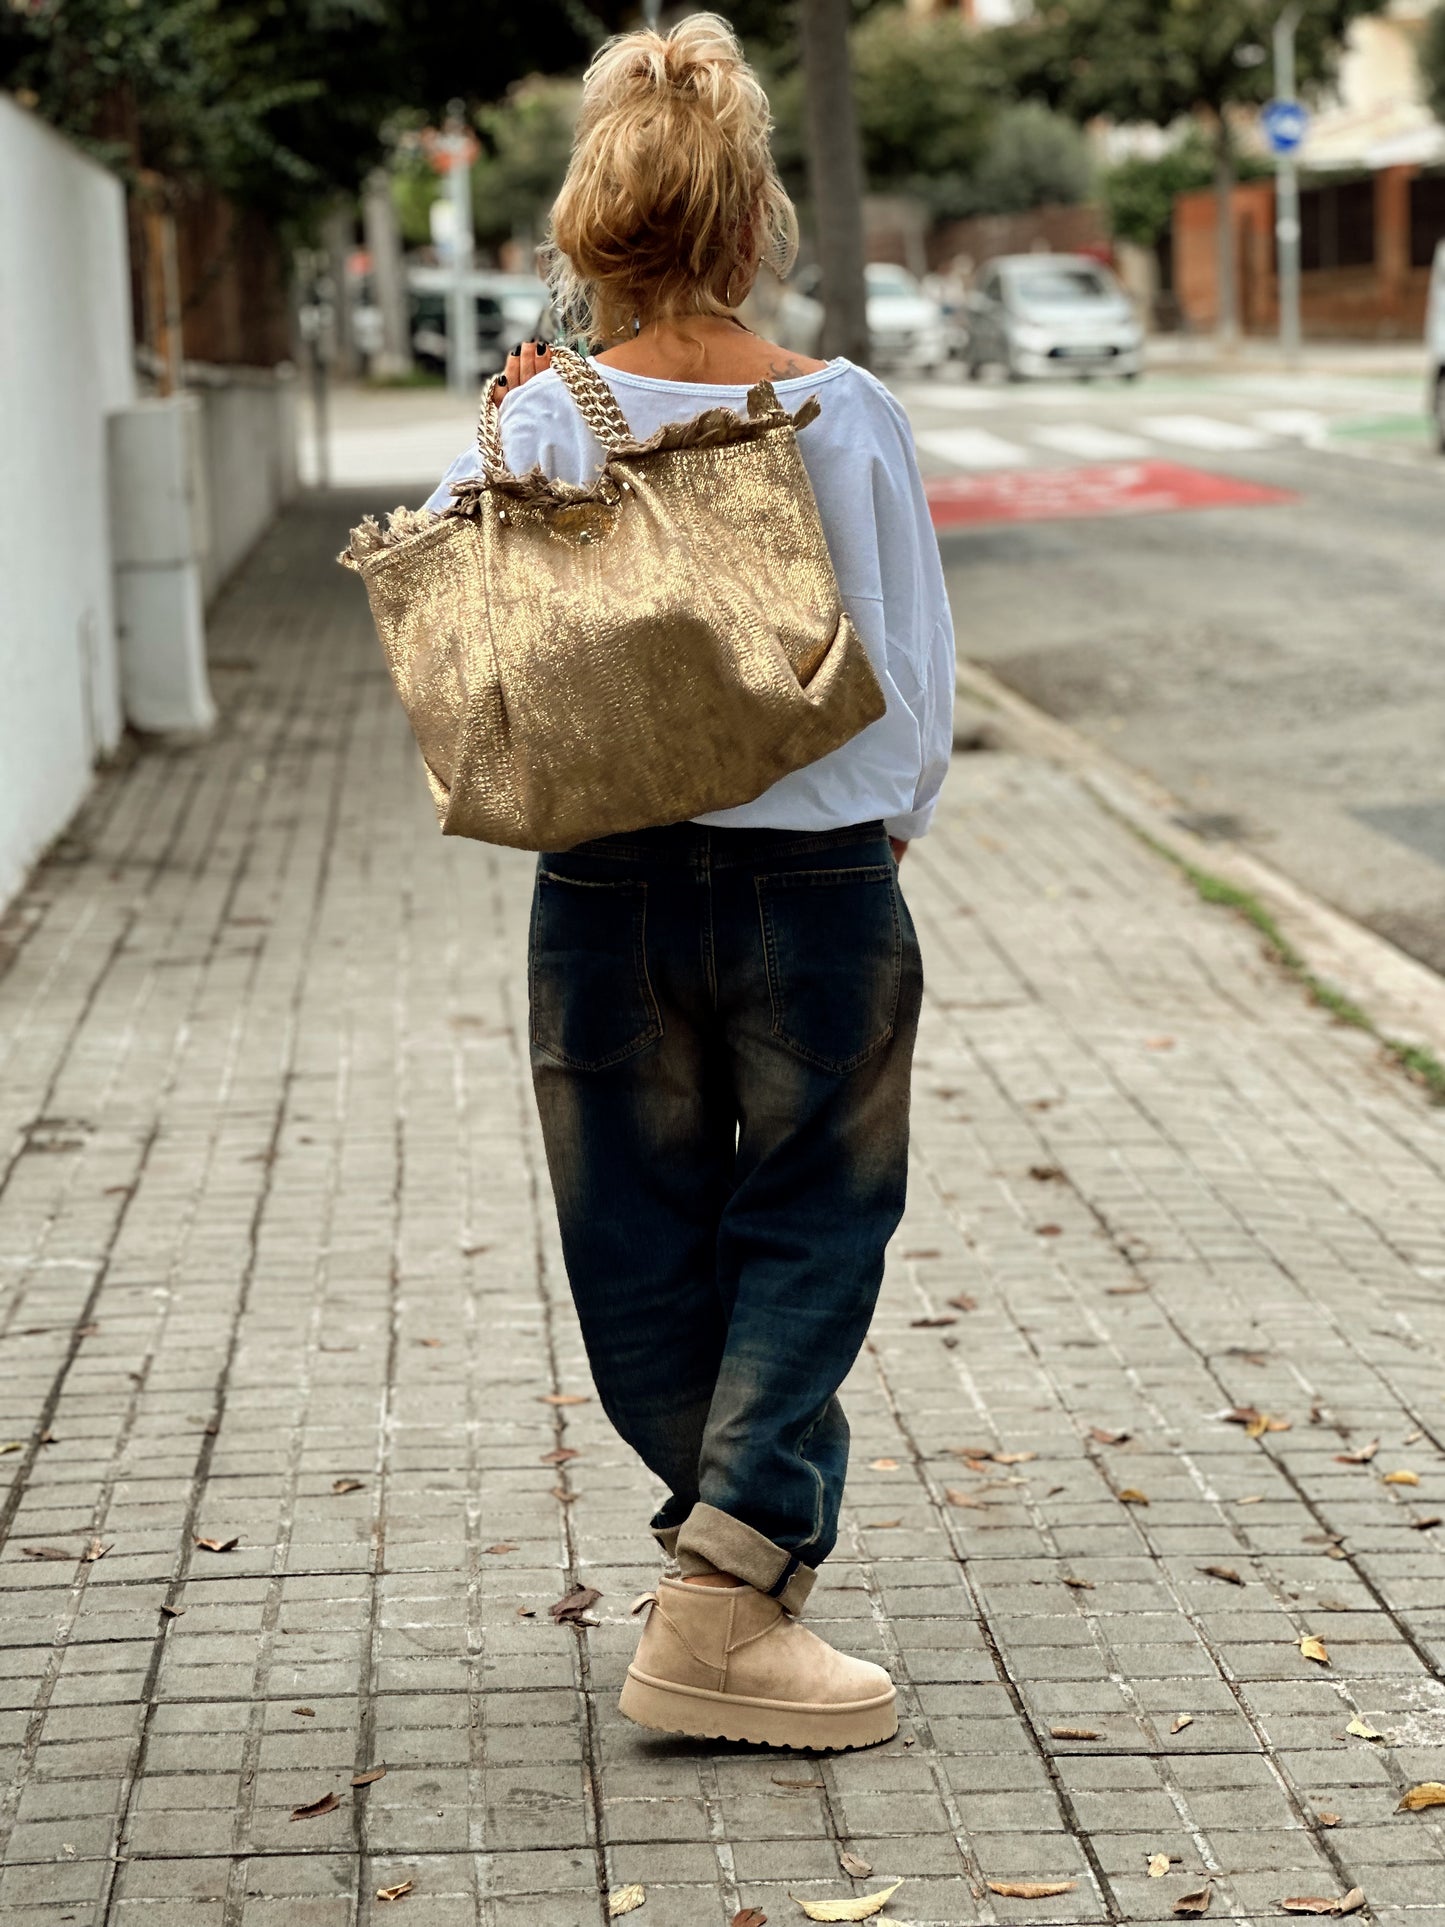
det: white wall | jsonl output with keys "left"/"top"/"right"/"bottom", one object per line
{"left": 193, "top": 366, "right": 299, "bottom": 601}
{"left": 0, "top": 97, "right": 135, "bottom": 909}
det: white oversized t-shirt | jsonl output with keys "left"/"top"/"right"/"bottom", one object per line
{"left": 426, "top": 357, "right": 955, "bottom": 841}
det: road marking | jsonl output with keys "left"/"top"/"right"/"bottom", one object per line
{"left": 1030, "top": 423, "right": 1154, "bottom": 460}
{"left": 893, "top": 384, "right": 1001, "bottom": 411}
{"left": 925, "top": 461, "right": 1296, "bottom": 528}
{"left": 1137, "top": 414, "right": 1275, "bottom": 451}
{"left": 1248, "top": 408, "right": 1330, "bottom": 438}
{"left": 916, "top": 427, "right": 1030, "bottom": 469}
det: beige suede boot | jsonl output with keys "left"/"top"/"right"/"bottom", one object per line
{"left": 619, "top": 1575, "right": 897, "bottom": 1750}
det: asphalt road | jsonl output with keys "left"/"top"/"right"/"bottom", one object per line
{"left": 902, "top": 369, "right": 1445, "bottom": 975}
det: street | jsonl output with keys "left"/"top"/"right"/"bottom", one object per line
{"left": 905, "top": 363, "right": 1445, "bottom": 975}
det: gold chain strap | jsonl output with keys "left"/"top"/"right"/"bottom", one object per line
{"left": 473, "top": 346, "right": 634, "bottom": 481}
{"left": 551, "top": 346, "right": 635, "bottom": 450}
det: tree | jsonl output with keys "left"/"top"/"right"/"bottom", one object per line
{"left": 1422, "top": 2, "right": 1445, "bottom": 125}
{"left": 850, "top": 5, "right": 998, "bottom": 212}
{"left": 996, "top": 0, "right": 1389, "bottom": 344}
{"left": 799, "top": 0, "right": 870, "bottom": 363}
{"left": 0, "top": 0, "right": 628, "bottom": 222}
{"left": 955, "top": 103, "right": 1093, "bottom": 219}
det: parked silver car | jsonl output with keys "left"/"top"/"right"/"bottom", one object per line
{"left": 776, "top": 262, "right": 949, "bottom": 371}
{"left": 964, "top": 254, "right": 1143, "bottom": 382}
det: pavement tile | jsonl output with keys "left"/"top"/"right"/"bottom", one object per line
{"left": 2, "top": 494, "right": 1443, "bottom": 1918}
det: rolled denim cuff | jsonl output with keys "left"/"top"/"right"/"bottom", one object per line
{"left": 674, "top": 1501, "right": 817, "bottom": 1616}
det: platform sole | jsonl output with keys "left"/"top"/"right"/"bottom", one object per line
{"left": 618, "top": 1665, "right": 898, "bottom": 1752}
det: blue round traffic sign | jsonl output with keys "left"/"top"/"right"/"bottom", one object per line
{"left": 1261, "top": 98, "right": 1309, "bottom": 154}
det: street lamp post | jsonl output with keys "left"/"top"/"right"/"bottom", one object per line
{"left": 1273, "top": 3, "right": 1304, "bottom": 364}
{"left": 442, "top": 101, "right": 477, "bottom": 398}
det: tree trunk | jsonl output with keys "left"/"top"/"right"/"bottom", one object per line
{"left": 799, "top": 0, "right": 870, "bottom": 365}
{"left": 1212, "top": 116, "right": 1239, "bottom": 350}
{"left": 363, "top": 170, "right": 413, "bottom": 379}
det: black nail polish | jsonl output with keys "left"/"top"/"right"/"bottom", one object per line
{"left": 509, "top": 342, "right": 522, "bottom": 357}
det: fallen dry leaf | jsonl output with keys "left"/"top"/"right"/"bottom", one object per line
{"left": 943, "top": 1489, "right": 986, "bottom": 1509}
{"left": 987, "top": 1880, "right": 1078, "bottom": 1899}
{"left": 549, "top": 1585, "right": 602, "bottom": 1625}
{"left": 790, "top": 1882, "right": 902, "bottom": 1921}
{"left": 539, "top": 1393, "right": 590, "bottom": 1406}
{"left": 1199, "top": 1564, "right": 1244, "bottom": 1587}
{"left": 1247, "top": 1412, "right": 1291, "bottom": 1438}
{"left": 291, "top": 1791, "right": 340, "bottom": 1821}
{"left": 1346, "top": 1716, "right": 1383, "bottom": 1740}
{"left": 864, "top": 1517, "right": 902, "bottom": 1528}
{"left": 1063, "top": 1576, "right": 1095, "bottom": 1590}
{"left": 1029, "top": 1164, "right": 1063, "bottom": 1181}
{"left": 869, "top": 1458, "right": 899, "bottom": 1471}
{"left": 773, "top": 1775, "right": 825, "bottom": 1790}
{"left": 351, "top": 1767, "right": 386, "bottom": 1787}
{"left": 731, "top": 1912, "right": 767, "bottom": 1927}
{"left": 1173, "top": 1885, "right": 1211, "bottom": 1916}
{"left": 417, "top": 1337, "right": 443, "bottom": 1348}
{"left": 910, "top": 1315, "right": 957, "bottom": 1328}
{"left": 21, "top": 1545, "right": 73, "bottom": 1561}
{"left": 1280, "top": 1894, "right": 1365, "bottom": 1917}
{"left": 1317, "top": 1812, "right": 1341, "bottom": 1827}
{"left": 1398, "top": 1782, "right": 1445, "bottom": 1811}
{"left": 1106, "top": 1282, "right": 1150, "bottom": 1295}
{"left": 1335, "top": 1440, "right": 1380, "bottom": 1465}
{"left": 1383, "top": 1469, "right": 1420, "bottom": 1486}
{"left": 517, "top": 1606, "right": 536, "bottom": 1617}
{"left": 839, "top": 1851, "right": 873, "bottom": 1879}
{"left": 376, "top": 1880, "right": 414, "bottom": 1902}
{"left": 1089, "top": 1427, "right": 1130, "bottom": 1446}
{"left": 549, "top": 1485, "right": 577, "bottom": 1504}
{"left": 903, "top": 1247, "right": 941, "bottom": 1260}
{"left": 540, "top": 1446, "right": 580, "bottom": 1465}
{"left": 293, "top": 1706, "right": 316, "bottom": 1717}
{"left": 160, "top": 1604, "right": 184, "bottom": 1619}
{"left": 1171, "top": 1714, "right": 1194, "bottom": 1733}
{"left": 1337, "top": 1894, "right": 1364, "bottom": 1917}
{"left": 1118, "top": 1487, "right": 1149, "bottom": 1505}
{"left": 0, "top": 1441, "right": 22, "bottom": 1454}
{"left": 1235, "top": 1494, "right": 1264, "bottom": 1505}
{"left": 1035, "top": 1223, "right": 1063, "bottom": 1237}
{"left": 331, "top": 1478, "right": 364, "bottom": 1495}
{"left": 947, "top": 1292, "right": 978, "bottom": 1312}
{"left": 607, "top": 1884, "right": 646, "bottom": 1916}
{"left": 1404, "top": 1428, "right": 1424, "bottom": 1445}
{"left": 484, "top": 1543, "right": 518, "bottom": 1555}
{"left": 75, "top": 1323, "right": 100, "bottom": 1339}
{"left": 1299, "top": 1635, "right": 1330, "bottom": 1665}
{"left": 1410, "top": 1515, "right": 1443, "bottom": 1531}
{"left": 83, "top": 1539, "right": 111, "bottom": 1562}
{"left": 1050, "top": 1726, "right": 1101, "bottom": 1741}
{"left": 194, "top": 1535, "right": 238, "bottom": 1553}
{"left": 993, "top": 1450, "right": 1036, "bottom": 1466}
{"left": 1148, "top": 1853, "right": 1172, "bottom": 1878}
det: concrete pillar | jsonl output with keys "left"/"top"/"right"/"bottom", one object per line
{"left": 1375, "top": 163, "right": 1415, "bottom": 337}
{"left": 107, "top": 397, "right": 215, "bottom": 734}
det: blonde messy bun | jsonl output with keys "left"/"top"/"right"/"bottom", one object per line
{"left": 543, "top": 13, "right": 798, "bottom": 346}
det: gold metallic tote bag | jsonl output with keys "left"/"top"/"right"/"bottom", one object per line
{"left": 339, "top": 347, "right": 884, "bottom": 851}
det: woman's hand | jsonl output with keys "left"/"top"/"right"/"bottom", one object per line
{"left": 491, "top": 339, "right": 552, "bottom": 404}
{"left": 889, "top": 837, "right": 908, "bottom": 866}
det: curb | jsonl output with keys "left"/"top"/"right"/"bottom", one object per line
{"left": 955, "top": 662, "right": 1445, "bottom": 1068}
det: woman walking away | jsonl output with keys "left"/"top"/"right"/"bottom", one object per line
{"left": 428, "top": 14, "right": 954, "bottom": 1752}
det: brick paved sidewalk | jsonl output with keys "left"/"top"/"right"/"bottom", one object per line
{"left": 2, "top": 495, "right": 1444, "bottom": 1927}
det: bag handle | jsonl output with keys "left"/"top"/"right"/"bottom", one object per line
{"left": 473, "top": 344, "right": 634, "bottom": 482}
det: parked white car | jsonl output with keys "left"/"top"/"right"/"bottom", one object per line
{"left": 1429, "top": 239, "right": 1445, "bottom": 452}
{"left": 963, "top": 254, "right": 1144, "bottom": 382}
{"left": 776, "top": 262, "right": 949, "bottom": 371}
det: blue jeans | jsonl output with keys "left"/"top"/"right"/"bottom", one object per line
{"left": 528, "top": 820, "right": 923, "bottom": 1614}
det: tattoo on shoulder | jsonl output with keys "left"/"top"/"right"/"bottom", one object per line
{"left": 764, "top": 356, "right": 815, "bottom": 381}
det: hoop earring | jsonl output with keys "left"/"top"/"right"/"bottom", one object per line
{"left": 631, "top": 313, "right": 641, "bottom": 337}
{"left": 725, "top": 272, "right": 736, "bottom": 308}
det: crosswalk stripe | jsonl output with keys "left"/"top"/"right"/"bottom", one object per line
{"left": 1030, "top": 423, "right": 1153, "bottom": 460}
{"left": 1137, "top": 414, "right": 1274, "bottom": 451}
{"left": 1248, "top": 408, "right": 1330, "bottom": 439}
{"left": 916, "top": 427, "right": 1030, "bottom": 469}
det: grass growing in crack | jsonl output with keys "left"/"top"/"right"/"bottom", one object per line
{"left": 1134, "top": 829, "right": 1445, "bottom": 1106}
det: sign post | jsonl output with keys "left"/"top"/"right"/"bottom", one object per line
{"left": 434, "top": 104, "right": 480, "bottom": 398}
{"left": 1265, "top": 5, "right": 1307, "bottom": 366}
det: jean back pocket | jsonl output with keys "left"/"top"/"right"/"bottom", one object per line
{"left": 755, "top": 864, "right": 902, "bottom": 1075}
{"left": 529, "top": 869, "right": 662, "bottom": 1071}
